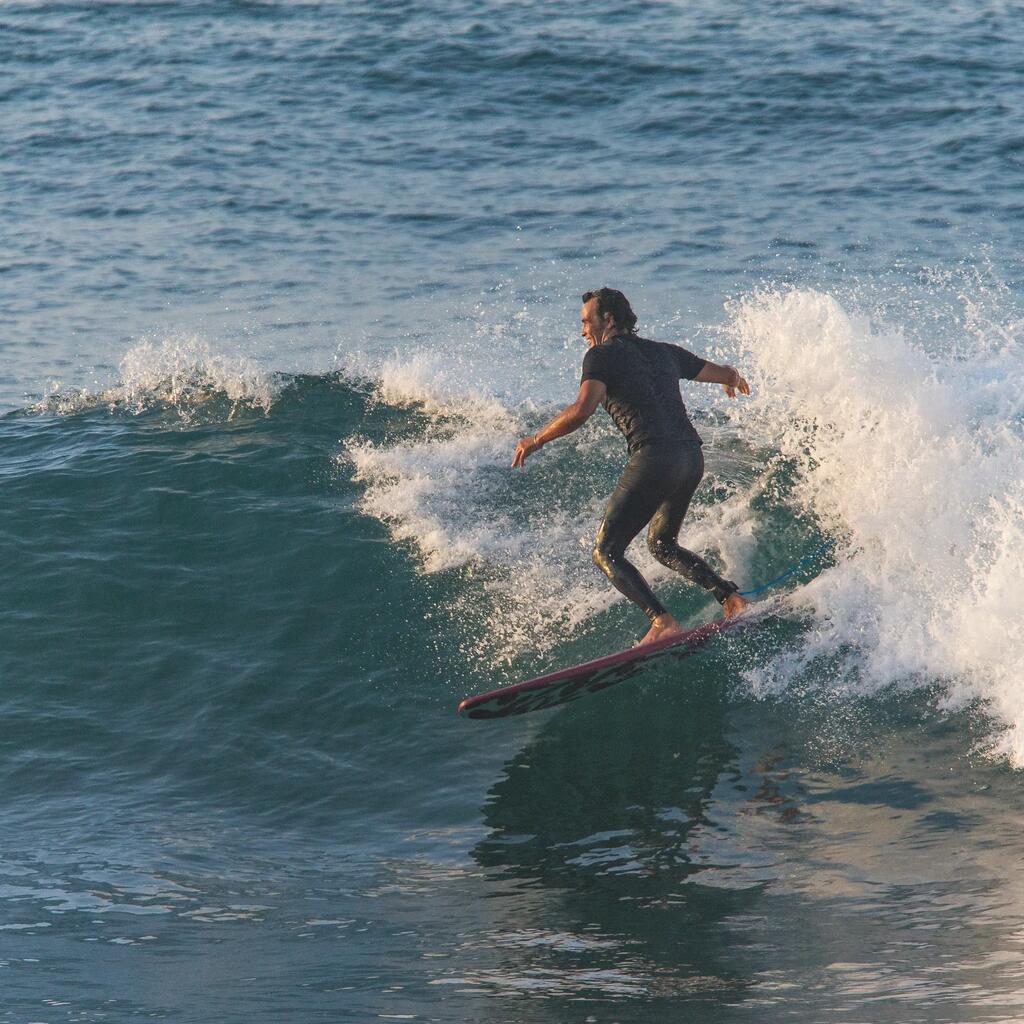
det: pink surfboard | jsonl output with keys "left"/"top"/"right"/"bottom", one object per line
{"left": 458, "top": 609, "right": 759, "bottom": 720}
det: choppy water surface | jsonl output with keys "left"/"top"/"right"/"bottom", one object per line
{"left": 3, "top": 2, "right": 1024, "bottom": 1021}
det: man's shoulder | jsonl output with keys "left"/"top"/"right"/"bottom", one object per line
{"left": 640, "top": 336, "right": 681, "bottom": 353}
{"left": 621, "top": 334, "right": 673, "bottom": 354}
{"left": 594, "top": 335, "right": 674, "bottom": 368}
{"left": 603, "top": 333, "right": 658, "bottom": 353}
{"left": 625, "top": 335, "right": 681, "bottom": 361}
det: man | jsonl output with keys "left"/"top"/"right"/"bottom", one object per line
{"left": 512, "top": 288, "right": 750, "bottom": 646}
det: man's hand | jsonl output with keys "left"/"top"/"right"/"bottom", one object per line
{"left": 696, "top": 361, "right": 750, "bottom": 398}
{"left": 723, "top": 372, "right": 750, "bottom": 399}
{"left": 511, "top": 380, "right": 606, "bottom": 469}
{"left": 512, "top": 435, "right": 541, "bottom": 469}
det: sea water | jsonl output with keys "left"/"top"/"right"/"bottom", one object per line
{"left": 3, "top": 2, "right": 1024, "bottom": 1021}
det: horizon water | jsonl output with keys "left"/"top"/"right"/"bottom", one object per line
{"left": 4, "top": 2, "right": 1024, "bottom": 1021}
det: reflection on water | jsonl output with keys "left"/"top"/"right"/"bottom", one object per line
{"left": 452, "top": 672, "right": 1024, "bottom": 1021}
{"left": 4, "top": 674, "right": 1024, "bottom": 1021}
{"left": 466, "top": 674, "right": 763, "bottom": 1011}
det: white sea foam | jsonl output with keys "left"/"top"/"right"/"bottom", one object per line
{"left": 35, "top": 334, "right": 279, "bottom": 418}
{"left": 345, "top": 348, "right": 756, "bottom": 664}
{"left": 726, "top": 288, "right": 1024, "bottom": 763}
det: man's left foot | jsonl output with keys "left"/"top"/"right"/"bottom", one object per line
{"left": 722, "top": 592, "right": 748, "bottom": 619}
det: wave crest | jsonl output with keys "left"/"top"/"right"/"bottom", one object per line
{"left": 729, "top": 287, "right": 1024, "bottom": 763}
{"left": 34, "top": 335, "right": 280, "bottom": 419}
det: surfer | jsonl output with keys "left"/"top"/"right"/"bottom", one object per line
{"left": 512, "top": 288, "right": 751, "bottom": 646}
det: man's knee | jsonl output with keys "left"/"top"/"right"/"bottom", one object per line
{"left": 647, "top": 532, "right": 674, "bottom": 566}
{"left": 592, "top": 539, "right": 616, "bottom": 577}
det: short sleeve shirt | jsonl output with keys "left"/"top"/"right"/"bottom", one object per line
{"left": 580, "top": 334, "right": 706, "bottom": 453}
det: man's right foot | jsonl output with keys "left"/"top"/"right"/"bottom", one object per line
{"left": 722, "top": 592, "right": 749, "bottom": 619}
{"left": 638, "top": 613, "right": 684, "bottom": 646}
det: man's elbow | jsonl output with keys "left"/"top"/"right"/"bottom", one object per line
{"left": 569, "top": 402, "right": 596, "bottom": 425}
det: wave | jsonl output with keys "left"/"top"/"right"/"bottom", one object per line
{"left": 345, "top": 286, "right": 1024, "bottom": 765}
{"left": 13, "top": 290, "right": 1024, "bottom": 764}
{"left": 726, "top": 288, "right": 1024, "bottom": 763}
{"left": 31, "top": 334, "right": 281, "bottom": 420}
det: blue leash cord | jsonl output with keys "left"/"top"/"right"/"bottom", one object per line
{"left": 738, "top": 538, "right": 835, "bottom": 598}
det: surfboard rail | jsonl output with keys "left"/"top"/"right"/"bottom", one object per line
{"left": 458, "top": 612, "right": 750, "bottom": 720}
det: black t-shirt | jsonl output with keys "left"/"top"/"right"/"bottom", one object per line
{"left": 580, "top": 334, "right": 706, "bottom": 453}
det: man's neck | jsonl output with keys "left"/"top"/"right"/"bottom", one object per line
{"left": 593, "top": 325, "right": 622, "bottom": 346}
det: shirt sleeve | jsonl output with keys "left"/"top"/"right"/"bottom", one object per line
{"left": 669, "top": 343, "right": 706, "bottom": 381}
{"left": 580, "top": 346, "right": 612, "bottom": 386}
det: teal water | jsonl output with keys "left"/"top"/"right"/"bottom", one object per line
{"left": 5, "top": 2, "right": 1024, "bottom": 1021}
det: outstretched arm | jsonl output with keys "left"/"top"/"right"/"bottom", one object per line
{"left": 695, "top": 360, "right": 750, "bottom": 398}
{"left": 512, "top": 379, "right": 607, "bottom": 468}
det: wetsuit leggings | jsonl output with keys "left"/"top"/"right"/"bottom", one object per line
{"left": 592, "top": 444, "right": 737, "bottom": 622}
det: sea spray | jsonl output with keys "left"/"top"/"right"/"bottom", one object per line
{"left": 33, "top": 335, "right": 279, "bottom": 420}
{"left": 728, "top": 288, "right": 1024, "bottom": 763}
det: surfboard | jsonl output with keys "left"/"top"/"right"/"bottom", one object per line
{"left": 458, "top": 608, "right": 760, "bottom": 720}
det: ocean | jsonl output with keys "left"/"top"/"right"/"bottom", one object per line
{"left": 3, "top": 1, "right": 1024, "bottom": 1020}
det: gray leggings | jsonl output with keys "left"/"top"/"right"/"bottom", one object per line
{"left": 592, "top": 443, "right": 737, "bottom": 622}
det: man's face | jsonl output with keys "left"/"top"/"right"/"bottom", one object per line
{"left": 580, "top": 298, "right": 613, "bottom": 346}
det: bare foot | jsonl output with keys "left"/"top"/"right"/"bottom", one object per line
{"left": 722, "top": 592, "right": 749, "bottom": 619}
{"left": 638, "top": 613, "right": 684, "bottom": 646}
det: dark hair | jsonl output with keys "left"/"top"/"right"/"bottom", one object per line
{"left": 582, "top": 287, "right": 638, "bottom": 334}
